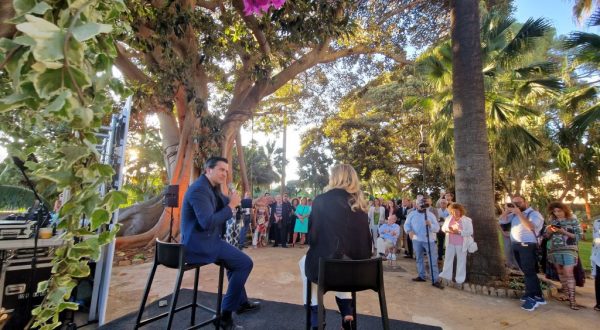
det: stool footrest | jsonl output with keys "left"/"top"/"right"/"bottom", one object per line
{"left": 137, "top": 302, "right": 219, "bottom": 328}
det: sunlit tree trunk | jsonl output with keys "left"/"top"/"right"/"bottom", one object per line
{"left": 236, "top": 131, "right": 250, "bottom": 195}
{"left": 451, "top": 0, "right": 505, "bottom": 284}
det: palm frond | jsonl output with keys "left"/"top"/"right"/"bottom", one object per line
{"left": 517, "top": 78, "right": 564, "bottom": 98}
{"left": 490, "top": 100, "right": 511, "bottom": 124}
{"left": 563, "top": 31, "right": 600, "bottom": 50}
{"left": 570, "top": 102, "right": 600, "bottom": 136}
{"left": 502, "top": 18, "right": 553, "bottom": 58}
{"left": 589, "top": 6, "right": 600, "bottom": 26}
{"left": 514, "top": 62, "right": 559, "bottom": 78}
{"left": 495, "top": 125, "right": 543, "bottom": 165}
{"left": 560, "top": 86, "right": 598, "bottom": 111}
{"left": 439, "top": 100, "right": 453, "bottom": 118}
{"left": 482, "top": 12, "right": 516, "bottom": 57}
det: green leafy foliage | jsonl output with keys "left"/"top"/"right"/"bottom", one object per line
{"left": 0, "top": 0, "right": 129, "bottom": 328}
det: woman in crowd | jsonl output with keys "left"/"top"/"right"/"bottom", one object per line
{"left": 592, "top": 217, "right": 600, "bottom": 311}
{"left": 438, "top": 203, "right": 474, "bottom": 284}
{"left": 252, "top": 202, "right": 270, "bottom": 248}
{"left": 544, "top": 201, "right": 582, "bottom": 310}
{"left": 383, "top": 200, "right": 393, "bottom": 219}
{"left": 368, "top": 198, "right": 386, "bottom": 252}
{"left": 289, "top": 198, "right": 300, "bottom": 245}
{"left": 293, "top": 197, "right": 311, "bottom": 247}
{"left": 299, "top": 164, "right": 371, "bottom": 330}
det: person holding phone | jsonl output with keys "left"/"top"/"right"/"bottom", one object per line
{"left": 498, "top": 195, "right": 545, "bottom": 311}
{"left": 544, "top": 201, "right": 582, "bottom": 310}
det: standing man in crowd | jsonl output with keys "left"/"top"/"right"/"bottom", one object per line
{"left": 238, "top": 192, "right": 253, "bottom": 250}
{"left": 404, "top": 196, "right": 443, "bottom": 289}
{"left": 270, "top": 195, "right": 292, "bottom": 247}
{"left": 395, "top": 198, "right": 412, "bottom": 258}
{"left": 499, "top": 195, "right": 545, "bottom": 311}
{"left": 181, "top": 157, "right": 260, "bottom": 329}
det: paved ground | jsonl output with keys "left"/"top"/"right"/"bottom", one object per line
{"left": 106, "top": 246, "right": 600, "bottom": 329}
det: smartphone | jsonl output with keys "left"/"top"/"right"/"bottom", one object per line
{"left": 506, "top": 203, "right": 515, "bottom": 208}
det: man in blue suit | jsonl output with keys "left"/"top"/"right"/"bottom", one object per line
{"left": 181, "top": 157, "right": 260, "bottom": 330}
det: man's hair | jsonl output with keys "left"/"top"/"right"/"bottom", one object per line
{"left": 512, "top": 194, "right": 526, "bottom": 202}
{"left": 204, "top": 156, "right": 228, "bottom": 170}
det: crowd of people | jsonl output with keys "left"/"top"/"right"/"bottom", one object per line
{"left": 180, "top": 157, "right": 600, "bottom": 329}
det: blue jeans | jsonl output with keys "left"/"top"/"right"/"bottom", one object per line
{"left": 512, "top": 242, "right": 542, "bottom": 298}
{"left": 413, "top": 240, "right": 439, "bottom": 282}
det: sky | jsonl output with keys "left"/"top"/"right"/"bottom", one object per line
{"left": 0, "top": 0, "right": 592, "bottom": 181}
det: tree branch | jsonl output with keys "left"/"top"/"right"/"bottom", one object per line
{"left": 114, "top": 43, "right": 152, "bottom": 84}
{"left": 232, "top": 0, "right": 272, "bottom": 57}
{"left": 377, "top": 0, "right": 429, "bottom": 26}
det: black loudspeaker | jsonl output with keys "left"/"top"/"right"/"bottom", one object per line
{"left": 0, "top": 256, "right": 53, "bottom": 328}
{"left": 163, "top": 185, "right": 179, "bottom": 208}
{"left": 241, "top": 198, "right": 252, "bottom": 209}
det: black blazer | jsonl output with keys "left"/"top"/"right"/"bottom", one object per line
{"left": 395, "top": 206, "right": 410, "bottom": 225}
{"left": 269, "top": 201, "right": 293, "bottom": 225}
{"left": 304, "top": 189, "right": 372, "bottom": 282}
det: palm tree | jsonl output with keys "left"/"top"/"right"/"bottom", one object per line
{"left": 449, "top": 0, "right": 504, "bottom": 284}
{"left": 564, "top": 8, "right": 600, "bottom": 135}
{"left": 418, "top": 10, "right": 562, "bottom": 192}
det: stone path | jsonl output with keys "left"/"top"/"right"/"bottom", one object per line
{"left": 106, "top": 246, "right": 600, "bottom": 329}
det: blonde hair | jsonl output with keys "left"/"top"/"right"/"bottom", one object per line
{"left": 325, "top": 164, "right": 368, "bottom": 212}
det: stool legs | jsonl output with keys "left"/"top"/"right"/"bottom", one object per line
{"left": 135, "top": 262, "right": 158, "bottom": 329}
{"left": 317, "top": 287, "right": 325, "bottom": 330}
{"left": 378, "top": 289, "right": 389, "bottom": 330}
{"left": 214, "top": 264, "right": 225, "bottom": 329}
{"left": 167, "top": 267, "right": 185, "bottom": 330}
{"left": 305, "top": 279, "right": 311, "bottom": 330}
{"left": 191, "top": 267, "right": 199, "bottom": 326}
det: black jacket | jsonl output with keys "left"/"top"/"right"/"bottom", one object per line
{"left": 269, "top": 201, "right": 293, "bottom": 225}
{"left": 304, "top": 189, "right": 372, "bottom": 282}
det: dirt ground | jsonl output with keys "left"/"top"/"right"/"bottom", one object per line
{"left": 106, "top": 246, "right": 600, "bottom": 329}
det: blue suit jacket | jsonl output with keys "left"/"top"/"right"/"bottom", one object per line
{"left": 180, "top": 175, "right": 233, "bottom": 264}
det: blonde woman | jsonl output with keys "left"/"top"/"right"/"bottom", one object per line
{"left": 438, "top": 203, "right": 474, "bottom": 284}
{"left": 299, "top": 164, "right": 371, "bottom": 330}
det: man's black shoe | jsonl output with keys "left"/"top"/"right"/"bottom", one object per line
{"left": 218, "top": 317, "right": 243, "bottom": 330}
{"left": 412, "top": 277, "right": 426, "bottom": 282}
{"left": 236, "top": 301, "right": 261, "bottom": 314}
{"left": 432, "top": 282, "right": 444, "bottom": 290}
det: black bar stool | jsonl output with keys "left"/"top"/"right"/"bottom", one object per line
{"left": 135, "top": 238, "right": 225, "bottom": 329}
{"left": 305, "top": 257, "right": 389, "bottom": 330}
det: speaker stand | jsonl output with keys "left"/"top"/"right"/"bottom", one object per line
{"left": 168, "top": 207, "right": 177, "bottom": 243}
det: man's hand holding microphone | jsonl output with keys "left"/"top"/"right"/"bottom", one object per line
{"left": 227, "top": 183, "right": 241, "bottom": 213}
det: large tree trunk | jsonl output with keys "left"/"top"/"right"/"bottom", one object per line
{"left": 116, "top": 86, "right": 199, "bottom": 249}
{"left": 157, "top": 111, "right": 180, "bottom": 180}
{"left": 451, "top": 0, "right": 505, "bottom": 284}
{"left": 116, "top": 195, "right": 164, "bottom": 236}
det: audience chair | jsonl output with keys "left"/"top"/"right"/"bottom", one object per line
{"left": 305, "top": 257, "right": 389, "bottom": 330}
{"left": 135, "top": 239, "right": 225, "bottom": 330}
